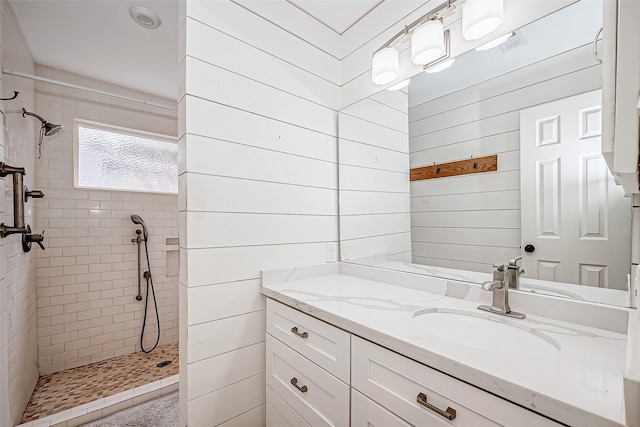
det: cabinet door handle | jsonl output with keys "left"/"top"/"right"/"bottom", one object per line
{"left": 417, "top": 392, "right": 456, "bottom": 420}
{"left": 290, "top": 377, "right": 308, "bottom": 393}
{"left": 291, "top": 326, "right": 308, "bottom": 338}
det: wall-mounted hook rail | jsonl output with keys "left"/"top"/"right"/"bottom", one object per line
{"left": 410, "top": 155, "right": 498, "bottom": 181}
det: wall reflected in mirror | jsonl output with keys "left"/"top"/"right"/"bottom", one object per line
{"left": 338, "top": 0, "right": 632, "bottom": 307}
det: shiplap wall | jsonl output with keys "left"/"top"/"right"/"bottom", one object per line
{"left": 178, "top": 1, "right": 577, "bottom": 425}
{"left": 179, "top": 1, "right": 340, "bottom": 426}
{"left": 408, "top": 45, "right": 602, "bottom": 273}
{"left": 339, "top": 90, "right": 411, "bottom": 261}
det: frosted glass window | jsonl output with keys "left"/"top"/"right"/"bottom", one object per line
{"left": 76, "top": 123, "right": 177, "bottom": 194}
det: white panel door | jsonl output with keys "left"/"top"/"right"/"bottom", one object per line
{"left": 520, "top": 89, "right": 631, "bottom": 288}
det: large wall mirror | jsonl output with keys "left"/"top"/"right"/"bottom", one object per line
{"left": 338, "top": 0, "right": 632, "bottom": 307}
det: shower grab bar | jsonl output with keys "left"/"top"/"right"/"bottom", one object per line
{"left": 0, "top": 162, "right": 46, "bottom": 251}
{"left": 0, "top": 162, "right": 26, "bottom": 237}
{"left": 132, "top": 229, "right": 143, "bottom": 301}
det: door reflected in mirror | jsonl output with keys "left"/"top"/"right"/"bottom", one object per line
{"left": 338, "top": 0, "right": 631, "bottom": 307}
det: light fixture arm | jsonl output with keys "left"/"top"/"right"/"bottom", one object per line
{"left": 375, "top": 0, "right": 461, "bottom": 54}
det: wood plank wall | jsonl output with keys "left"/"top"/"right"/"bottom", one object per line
{"left": 179, "top": 2, "right": 341, "bottom": 426}
{"left": 408, "top": 45, "right": 601, "bottom": 273}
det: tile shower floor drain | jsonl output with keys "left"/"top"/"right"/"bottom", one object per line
{"left": 157, "top": 360, "right": 173, "bottom": 368}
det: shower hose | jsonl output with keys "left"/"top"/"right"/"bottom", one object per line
{"left": 140, "top": 238, "right": 161, "bottom": 353}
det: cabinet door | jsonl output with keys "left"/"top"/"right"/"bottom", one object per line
{"left": 267, "top": 299, "right": 350, "bottom": 382}
{"left": 352, "top": 388, "right": 411, "bottom": 427}
{"left": 266, "top": 334, "right": 350, "bottom": 427}
{"left": 602, "top": 0, "right": 640, "bottom": 193}
{"left": 266, "top": 386, "right": 311, "bottom": 427}
{"left": 352, "top": 336, "right": 561, "bottom": 427}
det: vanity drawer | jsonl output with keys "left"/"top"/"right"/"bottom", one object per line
{"left": 266, "top": 299, "right": 350, "bottom": 383}
{"left": 266, "top": 385, "right": 311, "bottom": 427}
{"left": 352, "top": 388, "right": 412, "bottom": 427}
{"left": 352, "top": 336, "right": 561, "bottom": 427}
{"left": 266, "top": 334, "right": 350, "bottom": 427}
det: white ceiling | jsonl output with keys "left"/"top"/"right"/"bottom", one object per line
{"left": 8, "top": 0, "right": 384, "bottom": 101}
{"left": 8, "top": 0, "right": 178, "bottom": 101}
{"left": 287, "top": 0, "right": 383, "bottom": 34}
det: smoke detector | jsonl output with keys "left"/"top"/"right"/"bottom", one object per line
{"left": 129, "top": 6, "right": 162, "bottom": 29}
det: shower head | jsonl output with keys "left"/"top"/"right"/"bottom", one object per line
{"left": 22, "top": 108, "right": 63, "bottom": 158}
{"left": 22, "top": 108, "right": 63, "bottom": 133}
{"left": 131, "top": 214, "right": 148, "bottom": 242}
{"left": 44, "top": 122, "right": 63, "bottom": 136}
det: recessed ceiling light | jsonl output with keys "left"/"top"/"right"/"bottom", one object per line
{"left": 129, "top": 6, "right": 162, "bottom": 30}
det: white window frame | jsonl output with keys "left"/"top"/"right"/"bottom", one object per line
{"left": 74, "top": 119, "right": 178, "bottom": 194}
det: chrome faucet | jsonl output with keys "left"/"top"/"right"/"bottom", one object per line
{"left": 478, "top": 258, "right": 525, "bottom": 319}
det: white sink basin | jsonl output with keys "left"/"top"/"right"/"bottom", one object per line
{"left": 411, "top": 308, "right": 560, "bottom": 356}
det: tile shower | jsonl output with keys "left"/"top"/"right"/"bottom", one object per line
{"left": 25, "top": 68, "right": 179, "bottom": 422}
{"left": 1, "top": 3, "right": 179, "bottom": 423}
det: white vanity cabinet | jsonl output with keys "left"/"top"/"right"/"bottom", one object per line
{"left": 351, "top": 336, "right": 563, "bottom": 427}
{"left": 351, "top": 389, "right": 412, "bottom": 427}
{"left": 265, "top": 299, "right": 350, "bottom": 427}
{"left": 265, "top": 298, "right": 563, "bottom": 427}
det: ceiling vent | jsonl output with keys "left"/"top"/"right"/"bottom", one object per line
{"left": 500, "top": 30, "right": 527, "bottom": 52}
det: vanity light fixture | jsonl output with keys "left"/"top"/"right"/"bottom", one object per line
{"left": 372, "top": 47, "right": 400, "bottom": 85}
{"left": 386, "top": 79, "right": 411, "bottom": 91}
{"left": 461, "top": 0, "right": 504, "bottom": 40}
{"left": 475, "top": 32, "right": 513, "bottom": 51}
{"left": 425, "top": 57, "right": 455, "bottom": 74}
{"left": 411, "top": 20, "right": 446, "bottom": 64}
{"left": 371, "top": 0, "right": 504, "bottom": 85}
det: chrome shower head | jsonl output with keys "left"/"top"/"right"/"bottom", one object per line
{"left": 131, "top": 214, "right": 148, "bottom": 242}
{"left": 44, "top": 122, "right": 63, "bottom": 136}
{"left": 22, "top": 108, "right": 63, "bottom": 158}
{"left": 22, "top": 108, "right": 62, "bottom": 133}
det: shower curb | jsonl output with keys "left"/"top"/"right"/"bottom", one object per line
{"left": 15, "top": 374, "right": 179, "bottom": 427}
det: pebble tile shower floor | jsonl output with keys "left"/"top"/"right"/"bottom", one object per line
{"left": 21, "top": 343, "right": 178, "bottom": 423}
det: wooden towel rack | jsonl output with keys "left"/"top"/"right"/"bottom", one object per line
{"left": 410, "top": 155, "right": 497, "bottom": 181}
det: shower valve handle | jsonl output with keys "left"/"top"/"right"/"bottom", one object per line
{"left": 25, "top": 188, "right": 45, "bottom": 201}
{"left": 31, "top": 230, "right": 45, "bottom": 250}
{"left": 22, "top": 227, "right": 45, "bottom": 252}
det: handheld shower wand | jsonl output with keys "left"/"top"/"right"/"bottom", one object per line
{"left": 130, "top": 214, "right": 159, "bottom": 353}
{"left": 130, "top": 214, "right": 148, "bottom": 242}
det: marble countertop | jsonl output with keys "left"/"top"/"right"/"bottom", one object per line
{"left": 261, "top": 264, "right": 629, "bottom": 427}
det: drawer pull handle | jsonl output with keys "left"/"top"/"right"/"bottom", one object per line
{"left": 290, "top": 377, "right": 308, "bottom": 393}
{"left": 291, "top": 327, "right": 308, "bottom": 338}
{"left": 417, "top": 392, "right": 456, "bottom": 420}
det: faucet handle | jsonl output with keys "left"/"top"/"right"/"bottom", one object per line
{"left": 492, "top": 264, "right": 505, "bottom": 271}
{"left": 508, "top": 256, "right": 523, "bottom": 267}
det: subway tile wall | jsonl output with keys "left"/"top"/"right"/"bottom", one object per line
{"left": 1, "top": 2, "right": 40, "bottom": 425}
{"left": 33, "top": 65, "right": 178, "bottom": 375}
